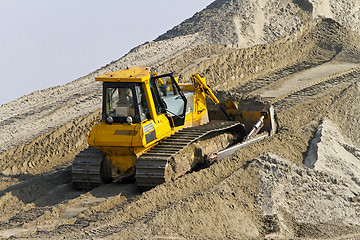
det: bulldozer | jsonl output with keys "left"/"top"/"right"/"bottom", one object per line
{"left": 71, "top": 67, "right": 276, "bottom": 189}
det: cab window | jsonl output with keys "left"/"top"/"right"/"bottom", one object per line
{"left": 106, "top": 87, "right": 135, "bottom": 118}
{"left": 136, "top": 85, "right": 150, "bottom": 121}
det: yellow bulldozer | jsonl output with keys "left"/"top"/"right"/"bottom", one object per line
{"left": 72, "top": 67, "right": 276, "bottom": 189}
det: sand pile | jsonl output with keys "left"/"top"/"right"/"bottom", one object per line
{"left": 306, "top": 0, "right": 360, "bottom": 34}
{"left": 0, "top": 0, "right": 360, "bottom": 239}
{"left": 255, "top": 104, "right": 360, "bottom": 238}
{"left": 157, "top": 0, "right": 360, "bottom": 46}
{"left": 0, "top": 0, "right": 359, "bottom": 176}
{"left": 329, "top": 83, "right": 360, "bottom": 148}
{"left": 1, "top": 0, "right": 358, "bottom": 155}
{"left": 256, "top": 151, "right": 360, "bottom": 238}
{"left": 157, "top": 0, "right": 303, "bottom": 47}
{"left": 158, "top": 18, "right": 360, "bottom": 93}
{"left": 305, "top": 119, "right": 360, "bottom": 176}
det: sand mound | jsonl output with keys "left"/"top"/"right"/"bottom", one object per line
{"left": 256, "top": 152, "right": 360, "bottom": 238}
{"left": 157, "top": 0, "right": 303, "bottom": 47}
{"left": 329, "top": 82, "right": 360, "bottom": 148}
{"left": 157, "top": 0, "right": 360, "bottom": 45}
{"left": 255, "top": 117, "right": 360, "bottom": 238}
{"left": 158, "top": 18, "right": 360, "bottom": 93}
{"left": 1, "top": 3, "right": 359, "bottom": 175}
{"left": 0, "top": 0, "right": 360, "bottom": 239}
{"left": 305, "top": 119, "right": 360, "bottom": 178}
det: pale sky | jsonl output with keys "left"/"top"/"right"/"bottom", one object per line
{"left": 0, "top": 0, "right": 214, "bottom": 105}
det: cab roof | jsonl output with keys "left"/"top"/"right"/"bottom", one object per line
{"left": 95, "top": 67, "right": 151, "bottom": 83}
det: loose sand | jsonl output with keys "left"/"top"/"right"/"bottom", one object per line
{"left": 0, "top": 0, "right": 360, "bottom": 239}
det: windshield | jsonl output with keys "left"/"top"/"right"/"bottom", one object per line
{"left": 152, "top": 76, "right": 185, "bottom": 116}
{"left": 106, "top": 87, "right": 135, "bottom": 119}
{"left": 103, "top": 83, "right": 149, "bottom": 123}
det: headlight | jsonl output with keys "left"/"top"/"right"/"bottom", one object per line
{"left": 126, "top": 116, "right": 133, "bottom": 124}
{"left": 106, "top": 116, "right": 113, "bottom": 124}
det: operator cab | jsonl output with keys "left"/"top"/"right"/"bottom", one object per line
{"left": 101, "top": 71, "right": 187, "bottom": 127}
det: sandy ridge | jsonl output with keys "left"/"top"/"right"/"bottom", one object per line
{"left": 0, "top": 0, "right": 360, "bottom": 238}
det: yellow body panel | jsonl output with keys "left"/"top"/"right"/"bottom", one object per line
{"left": 191, "top": 74, "right": 219, "bottom": 105}
{"left": 88, "top": 116, "right": 181, "bottom": 149}
{"left": 89, "top": 121, "right": 137, "bottom": 147}
{"left": 143, "top": 79, "right": 159, "bottom": 123}
{"left": 179, "top": 83, "right": 195, "bottom": 92}
{"left": 100, "top": 147, "right": 136, "bottom": 174}
{"left": 95, "top": 67, "right": 151, "bottom": 83}
{"left": 88, "top": 114, "right": 184, "bottom": 176}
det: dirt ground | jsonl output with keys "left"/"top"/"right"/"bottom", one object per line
{"left": 1, "top": 0, "right": 360, "bottom": 239}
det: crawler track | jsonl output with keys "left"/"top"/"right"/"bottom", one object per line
{"left": 135, "top": 120, "right": 242, "bottom": 187}
{"left": 71, "top": 147, "right": 105, "bottom": 189}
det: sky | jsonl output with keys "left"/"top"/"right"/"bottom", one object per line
{"left": 0, "top": 0, "right": 214, "bottom": 105}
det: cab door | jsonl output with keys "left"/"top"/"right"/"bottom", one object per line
{"left": 151, "top": 74, "right": 187, "bottom": 127}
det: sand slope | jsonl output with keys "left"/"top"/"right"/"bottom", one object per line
{"left": 0, "top": 0, "right": 360, "bottom": 239}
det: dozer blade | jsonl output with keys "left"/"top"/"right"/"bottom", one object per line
{"left": 208, "top": 100, "right": 277, "bottom": 136}
{"left": 205, "top": 99, "right": 277, "bottom": 162}
{"left": 206, "top": 115, "right": 270, "bottom": 162}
